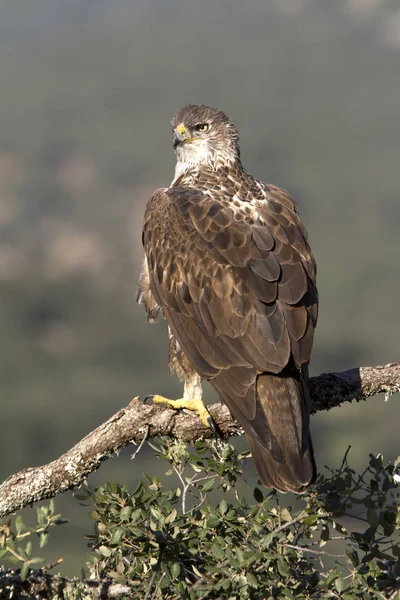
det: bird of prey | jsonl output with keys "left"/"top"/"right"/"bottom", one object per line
{"left": 137, "top": 104, "right": 318, "bottom": 492}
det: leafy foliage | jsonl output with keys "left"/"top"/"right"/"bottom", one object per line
{"left": 0, "top": 500, "right": 67, "bottom": 580}
{"left": 76, "top": 440, "right": 400, "bottom": 599}
{"left": 1, "top": 441, "right": 399, "bottom": 597}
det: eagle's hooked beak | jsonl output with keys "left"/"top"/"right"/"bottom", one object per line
{"left": 172, "top": 124, "right": 187, "bottom": 149}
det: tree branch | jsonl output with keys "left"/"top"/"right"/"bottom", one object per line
{"left": 0, "top": 362, "right": 399, "bottom": 519}
{"left": 0, "top": 567, "right": 131, "bottom": 600}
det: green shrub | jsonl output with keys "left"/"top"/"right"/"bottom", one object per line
{"left": 1, "top": 439, "right": 399, "bottom": 598}
{"left": 80, "top": 440, "right": 400, "bottom": 599}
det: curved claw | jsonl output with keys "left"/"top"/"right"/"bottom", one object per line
{"left": 206, "top": 413, "right": 218, "bottom": 436}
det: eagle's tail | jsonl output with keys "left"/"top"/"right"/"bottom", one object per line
{"left": 248, "top": 372, "right": 316, "bottom": 493}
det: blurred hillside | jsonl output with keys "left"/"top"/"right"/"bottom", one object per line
{"left": 1, "top": 0, "right": 400, "bottom": 575}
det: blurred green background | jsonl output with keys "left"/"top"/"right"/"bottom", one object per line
{"left": 1, "top": 0, "right": 399, "bottom": 576}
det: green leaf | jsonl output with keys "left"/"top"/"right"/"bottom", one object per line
{"left": 116, "top": 560, "right": 125, "bottom": 575}
{"left": 277, "top": 559, "right": 289, "bottom": 577}
{"left": 206, "top": 517, "right": 220, "bottom": 528}
{"left": 227, "top": 550, "right": 238, "bottom": 568}
{"left": 15, "top": 515, "right": 24, "bottom": 535}
{"left": 333, "top": 522, "right": 347, "bottom": 535}
{"left": 219, "top": 499, "right": 228, "bottom": 515}
{"left": 171, "top": 562, "right": 180, "bottom": 580}
{"left": 52, "top": 517, "right": 68, "bottom": 526}
{"left": 6, "top": 538, "right": 15, "bottom": 551}
{"left": 253, "top": 488, "right": 263, "bottom": 503}
{"left": 280, "top": 508, "right": 291, "bottom": 522}
{"left": 20, "top": 562, "right": 29, "bottom": 581}
{"left": 246, "top": 572, "right": 258, "bottom": 588}
{"left": 109, "top": 528, "right": 124, "bottom": 546}
{"left": 119, "top": 506, "right": 132, "bottom": 521}
{"left": 98, "top": 545, "right": 112, "bottom": 557}
{"left": 74, "top": 494, "right": 89, "bottom": 502}
{"left": 25, "top": 541, "right": 32, "bottom": 558}
{"left": 211, "top": 544, "right": 224, "bottom": 560}
{"left": 324, "top": 568, "right": 339, "bottom": 586}
{"left": 201, "top": 478, "right": 216, "bottom": 492}
{"left": 36, "top": 507, "right": 46, "bottom": 527}
{"left": 192, "top": 564, "right": 203, "bottom": 578}
{"left": 320, "top": 525, "right": 330, "bottom": 544}
{"left": 87, "top": 510, "right": 100, "bottom": 521}
{"left": 303, "top": 514, "right": 318, "bottom": 526}
{"left": 346, "top": 548, "right": 359, "bottom": 567}
{"left": 165, "top": 509, "right": 177, "bottom": 525}
{"left": 335, "top": 576, "right": 346, "bottom": 593}
{"left": 261, "top": 532, "right": 276, "bottom": 547}
{"left": 176, "top": 581, "right": 187, "bottom": 595}
{"left": 108, "top": 570, "right": 121, "bottom": 580}
{"left": 39, "top": 533, "right": 49, "bottom": 549}
{"left": 130, "top": 508, "right": 143, "bottom": 523}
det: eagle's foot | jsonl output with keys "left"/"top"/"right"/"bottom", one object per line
{"left": 147, "top": 395, "right": 215, "bottom": 431}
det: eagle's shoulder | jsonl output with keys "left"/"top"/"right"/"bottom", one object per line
{"left": 252, "top": 180, "right": 299, "bottom": 213}
{"left": 143, "top": 187, "right": 169, "bottom": 222}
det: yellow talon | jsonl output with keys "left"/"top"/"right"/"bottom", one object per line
{"left": 151, "top": 395, "right": 214, "bottom": 430}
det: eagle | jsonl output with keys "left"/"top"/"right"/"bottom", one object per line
{"left": 137, "top": 104, "right": 318, "bottom": 493}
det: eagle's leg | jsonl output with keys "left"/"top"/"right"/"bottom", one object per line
{"left": 149, "top": 328, "right": 215, "bottom": 429}
{"left": 152, "top": 373, "right": 213, "bottom": 429}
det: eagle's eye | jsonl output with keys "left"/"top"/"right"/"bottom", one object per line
{"left": 194, "top": 123, "right": 209, "bottom": 133}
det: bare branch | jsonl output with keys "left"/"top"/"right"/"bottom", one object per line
{"left": 309, "top": 362, "right": 400, "bottom": 412}
{"left": 0, "top": 362, "right": 399, "bottom": 519}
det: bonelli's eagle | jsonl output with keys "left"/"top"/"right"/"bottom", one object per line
{"left": 137, "top": 104, "right": 318, "bottom": 493}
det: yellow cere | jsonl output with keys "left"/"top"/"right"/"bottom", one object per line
{"left": 174, "top": 123, "right": 196, "bottom": 144}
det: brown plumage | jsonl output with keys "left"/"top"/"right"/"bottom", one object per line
{"left": 138, "top": 104, "right": 318, "bottom": 492}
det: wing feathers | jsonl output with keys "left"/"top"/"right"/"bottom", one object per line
{"left": 143, "top": 185, "right": 317, "bottom": 374}
{"left": 252, "top": 225, "right": 275, "bottom": 251}
{"left": 249, "top": 253, "right": 281, "bottom": 282}
{"left": 278, "top": 265, "right": 307, "bottom": 304}
{"left": 142, "top": 181, "right": 318, "bottom": 491}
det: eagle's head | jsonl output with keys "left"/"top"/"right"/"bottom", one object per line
{"left": 171, "top": 104, "right": 240, "bottom": 170}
